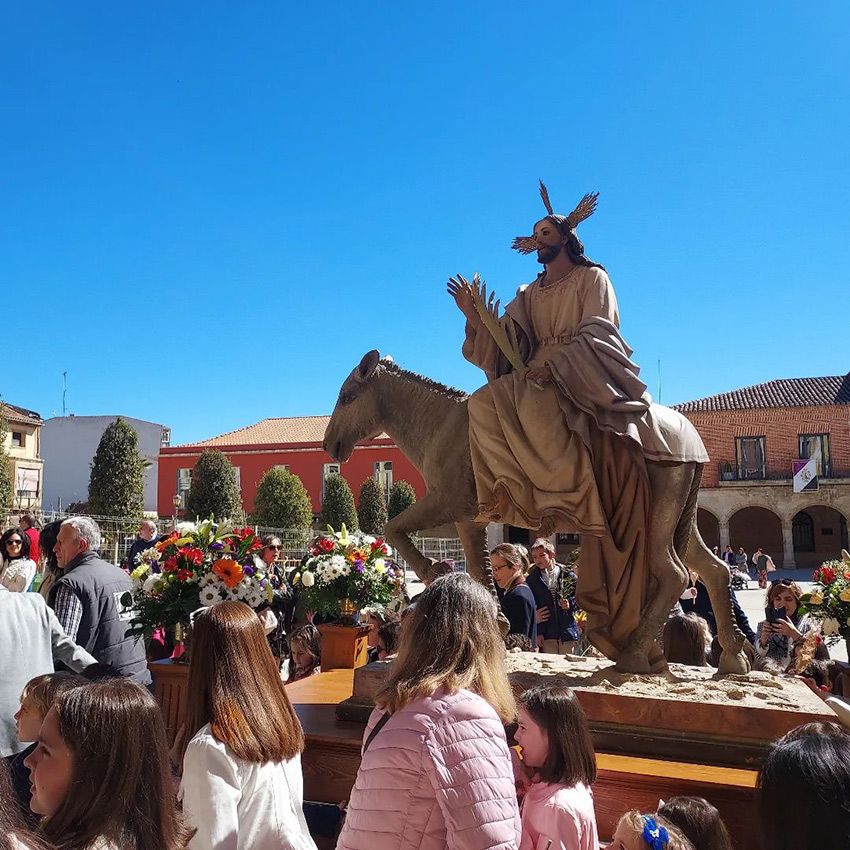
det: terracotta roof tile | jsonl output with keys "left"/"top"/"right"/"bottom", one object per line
{"left": 178, "top": 415, "right": 388, "bottom": 448}
{"left": 1, "top": 402, "right": 42, "bottom": 426}
{"left": 674, "top": 373, "right": 850, "bottom": 413}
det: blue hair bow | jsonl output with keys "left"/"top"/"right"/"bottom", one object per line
{"left": 642, "top": 816, "right": 669, "bottom": 850}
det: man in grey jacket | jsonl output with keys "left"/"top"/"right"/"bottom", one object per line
{"left": 0, "top": 585, "right": 96, "bottom": 756}
{"left": 49, "top": 517, "right": 151, "bottom": 686}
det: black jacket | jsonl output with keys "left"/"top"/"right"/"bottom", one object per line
{"left": 526, "top": 565, "right": 580, "bottom": 643}
{"left": 500, "top": 581, "right": 537, "bottom": 644}
{"left": 681, "top": 579, "right": 757, "bottom": 645}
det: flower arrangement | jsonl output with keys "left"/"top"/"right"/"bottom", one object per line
{"left": 292, "top": 525, "right": 404, "bottom": 618}
{"left": 123, "top": 518, "right": 273, "bottom": 638}
{"left": 798, "top": 551, "right": 850, "bottom": 644}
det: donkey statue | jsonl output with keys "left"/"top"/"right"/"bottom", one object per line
{"left": 323, "top": 350, "right": 749, "bottom": 675}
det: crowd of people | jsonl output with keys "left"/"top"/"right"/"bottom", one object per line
{"left": 2, "top": 514, "right": 850, "bottom": 849}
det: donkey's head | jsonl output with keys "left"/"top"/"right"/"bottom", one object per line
{"left": 323, "top": 350, "right": 385, "bottom": 462}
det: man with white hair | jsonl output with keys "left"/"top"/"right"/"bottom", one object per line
{"left": 126, "top": 519, "right": 161, "bottom": 571}
{"left": 49, "top": 517, "right": 151, "bottom": 685}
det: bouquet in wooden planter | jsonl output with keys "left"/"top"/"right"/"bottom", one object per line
{"left": 798, "top": 551, "right": 850, "bottom": 646}
{"left": 123, "top": 518, "right": 273, "bottom": 638}
{"left": 292, "top": 525, "right": 404, "bottom": 620}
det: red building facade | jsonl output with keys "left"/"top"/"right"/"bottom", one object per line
{"left": 157, "top": 416, "right": 426, "bottom": 520}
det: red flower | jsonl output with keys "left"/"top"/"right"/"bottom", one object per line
{"left": 177, "top": 568, "right": 193, "bottom": 582}
{"left": 818, "top": 566, "right": 837, "bottom": 585}
{"left": 164, "top": 556, "right": 178, "bottom": 572}
{"left": 317, "top": 537, "right": 335, "bottom": 553}
{"left": 179, "top": 546, "right": 204, "bottom": 566}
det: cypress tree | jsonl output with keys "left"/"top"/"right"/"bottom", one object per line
{"left": 388, "top": 479, "right": 417, "bottom": 520}
{"left": 186, "top": 449, "right": 242, "bottom": 521}
{"left": 357, "top": 477, "right": 387, "bottom": 535}
{"left": 253, "top": 467, "right": 313, "bottom": 529}
{"left": 319, "top": 473, "right": 359, "bottom": 531}
{"left": 88, "top": 418, "right": 145, "bottom": 518}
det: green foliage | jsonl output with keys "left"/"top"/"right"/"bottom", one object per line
{"left": 357, "top": 477, "right": 387, "bottom": 535}
{"left": 252, "top": 467, "right": 313, "bottom": 529}
{"left": 388, "top": 479, "right": 417, "bottom": 519}
{"left": 0, "top": 404, "right": 13, "bottom": 514}
{"left": 186, "top": 449, "right": 243, "bottom": 522}
{"left": 319, "top": 473, "right": 359, "bottom": 531}
{"left": 88, "top": 418, "right": 145, "bottom": 519}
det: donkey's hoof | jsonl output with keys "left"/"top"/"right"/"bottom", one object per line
{"left": 615, "top": 649, "right": 652, "bottom": 675}
{"left": 718, "top": 650, "right": 750, "bottom": 675}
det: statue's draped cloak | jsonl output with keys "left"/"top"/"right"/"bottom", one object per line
{"left": 463, "top": 266, "right": 706, "bottom": 660}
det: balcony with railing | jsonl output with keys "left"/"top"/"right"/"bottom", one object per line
{"left": 717, "top": 461, "right": 850, "bottom": 483}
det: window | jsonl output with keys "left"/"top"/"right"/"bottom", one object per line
{"left": 11, "top": 431, "right": 24, "bottom": 448}
{"left": 322, "top": 463, "right": 340, "bottom": 500}
{"left": 799, "top": 434, "right": 831, "bottom": 477}
{"left": 792, "top": 512, "right": 815, "bottom": 552}
{"left": 735, "top": 436, "right": 765, "bottom": 480}
{"left": 160, "top": 428, "right": 171, "bottom": 447}
{"left": 556, "top": 533, "right": 580, "bottom": 545}
{"left": 374, "top": 460, "right": 393, "bottom": 497}
{"left": 177, "top": 468, "right": 192, "bottom": 508}
{"left": 15, "top": 467, "right": 39, "bottom": 498}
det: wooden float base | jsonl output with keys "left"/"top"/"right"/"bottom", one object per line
{"left": 286, "top": 669, "right": 763, "bottom": 849}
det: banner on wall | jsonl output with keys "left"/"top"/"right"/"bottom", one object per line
{"left": 792, "top": 458, "right": 818, "bottom": 493}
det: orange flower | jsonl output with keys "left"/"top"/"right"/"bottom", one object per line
{"left": 212, "top": 558, "right": 244, "bottom": 589}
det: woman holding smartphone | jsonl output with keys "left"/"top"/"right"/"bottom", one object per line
{"left": 755, "top": 580, "right": 813, "bottom": 670}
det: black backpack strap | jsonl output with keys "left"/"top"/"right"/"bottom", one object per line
{"left": 362, "top": 711, "right": 392, "bottom": 754}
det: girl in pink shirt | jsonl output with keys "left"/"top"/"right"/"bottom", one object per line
{"left": 514, "top": 685, "right": 599, "bottom": 850}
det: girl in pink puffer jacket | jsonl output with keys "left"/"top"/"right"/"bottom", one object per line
{"left": 514, "top": 685, "right": 599, "bottom": 850}
{"left": 337, "top": 573, "right": 521, "bottom": 850}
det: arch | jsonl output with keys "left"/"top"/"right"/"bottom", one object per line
{"left": 697, "top": 508, "right": 720, "bottom": 551}
{"left": 792, "top": 505, "right": 849, "bottom": 569}
{"left": 729, "top": 506, "right": 784, "bottom": 567}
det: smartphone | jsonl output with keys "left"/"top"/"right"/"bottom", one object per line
{"left": 766, "top": 606, "right": 787, "bottom": 623}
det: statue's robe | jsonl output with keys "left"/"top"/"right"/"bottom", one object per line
{"left": 463, "top": 265, "right": 707, "bottom": 661}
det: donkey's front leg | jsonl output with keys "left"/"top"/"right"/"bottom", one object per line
{"left": 383, "top": 495, "right": 457, "bottom": 584}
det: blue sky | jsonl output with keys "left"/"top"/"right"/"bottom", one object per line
{"left": 2, "top": 2, "right": 848, "bottom": 444}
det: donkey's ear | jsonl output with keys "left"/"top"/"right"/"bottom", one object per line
{"left": 357, "top": 350, "right": 381, "bottom": 381}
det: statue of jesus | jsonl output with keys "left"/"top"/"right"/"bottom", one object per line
{"left": 448, "top": 183, "right": 706, "bottom": 664}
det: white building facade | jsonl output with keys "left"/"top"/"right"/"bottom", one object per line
{"left": 42, "top": 415, "right": 171, "bottom": 514}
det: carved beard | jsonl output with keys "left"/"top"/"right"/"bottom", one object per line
{"left": 536, "top": 243, "right": 563, "bottom": 265}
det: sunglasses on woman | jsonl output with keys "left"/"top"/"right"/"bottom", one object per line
{"left": 5, "top": 539, "right": 22, "bottom": 546}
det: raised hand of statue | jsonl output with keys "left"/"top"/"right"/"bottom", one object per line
{"left": 447, "top": 275, "right": 479, "bottom": 324}
{"left": 525, "top": 362, "right": 553, "bottom": 385}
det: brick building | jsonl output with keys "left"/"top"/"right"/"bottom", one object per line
{"left": 157, "top": 416, "right": 426, "bottom": 520}
{"left": 676, "top": 373, "right": 850, "bottom": 569}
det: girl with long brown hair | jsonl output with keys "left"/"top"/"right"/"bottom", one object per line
{"left": 180, "top": 601, "right": 316, "bottom": 850}
{"left": 337, "top": 572, "right": 521, "bottom": 850}
{"left": 24, "top": 678, "right": 191, "bottom": 850}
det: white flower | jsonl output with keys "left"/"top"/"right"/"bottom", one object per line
{"left": 823, "top": 617, "right": 840, "bottom": 636}
{"left": 142, "top": 575, "right": 159, "bottom": 594}
{"left": 199, "top": 572, "right": 218, "bottom": 588}
{"left": 810, "top": 592, "right": 825, "bottom": 606}
{"left": 199, "top": 586, "right": 222, "bottom": 606}
{"left": 246, "top": 590, "right": 263, "bottom": 608}
{"left": 301, "top": 571, "right": 315, "bottom": 588}
{"left": 176, "top": 521, "right": 198, "bottom": 536}
{"left": 330, "top": 554, "right": 347, "bottom": 570}
{"left": 361, "top": 534, "right": 376, "bottom": 546}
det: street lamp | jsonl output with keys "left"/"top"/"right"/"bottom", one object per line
{"left": 173, "top": 494, "right": 182, "bottom": 530}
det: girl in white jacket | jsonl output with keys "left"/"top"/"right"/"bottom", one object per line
{"left": 179, "top": 601, "right": 316, "bottom": 850}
